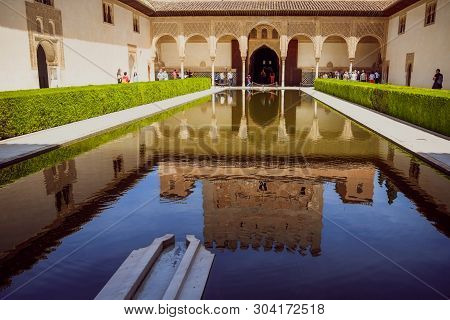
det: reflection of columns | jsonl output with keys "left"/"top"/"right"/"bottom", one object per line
{"left": 180, "top": 57, "right": 185, "bottom": 79}
{"left": 315, "top": 58, "right": 320, "bottom": 79}
{"left": 349, "top": 58, "right": 354, "bottom": 73}
{"left": 211, "top": 57, "right": 215, "bottom": 86}
{"left": 340, "top": 119, "right": 354, "bottom": 141}
{"left": 278, "top": 90, "right": 287, "bottom": 141}
{"left": 281, "top": 57, "right": 286, "bottom": 87}
{"left": 150, "top": 57, "right": 155, "bottom": 81}
{"left": 238, "top": 90, "right": 247, "bottom": 140}
{"left": 241, "top": 58, "right": 246, "bottom": 87}
{"left": 179, "top": 114, "right": 189, "bottom": 140}
{"left": 209, "top": 94, "right": 218, "bottom": 140}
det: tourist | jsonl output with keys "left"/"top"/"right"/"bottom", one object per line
{"left": 214, "top": 72, "right": 220, "bottom": 85}
{"left": 360, "top": 70, "right": 367, "bottom": 82}
{"left": 157, "top": 68, "right": 164, "bottom": 81}
{"left": 343, "top": 71, "right": 349, "bottom": 80}
{"left": 227, "top": 69, "right": 233, "bottom": 86}
{"left": 260, "top": 69, "right": 267, "bottom": 83}
{"left": 432, "top": 69, "right": 443, "bottom": 89}
{"left": 323, "top": 73, "right": 328, "bottom": 79}
{"left": 351, "top": 71, "right": 357, "bottom": 81}
{"left": 269, "top": 72, "right": 275, "bottom": 84}
{"left": 172, "top": 69, "right": 178, "bottom": 79}
{"left": 334, "top": 70, "right": 339, "bottom": 79}
{"left": 133, "top": 71, "right": 138, "bottom": 82}
{"left": 246, "top": 74, "right": 252, "bottom": 86}
{"left": 368, "top": 72, "right": 375, "bottom": 83}
{"left": 122, "top": 72, "right": 130, "bottom": 83}
{"left": 374, "top": 71, "right": 380, "bottom": 84}
{"left": 116, "top": 69, "right": 122, "bottom": 84}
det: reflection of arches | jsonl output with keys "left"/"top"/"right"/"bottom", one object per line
{"left": 37, "top": 44, "right": 49, "bottom": 88}
{"left": 248, "top": 92, "right": 279, "bottom": 126}
{"left": 249, "top": 45, "right": 279, "bottom": 84}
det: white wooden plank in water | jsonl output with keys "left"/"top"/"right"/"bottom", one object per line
{"left": 95, "top": 234, "right": 175, "bottom": 300}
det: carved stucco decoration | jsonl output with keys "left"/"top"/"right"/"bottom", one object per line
{"left": 321, "top": 22, "right": 351, "bottom": 38}
{"left": 152, "top": 22, "right": 179, "bottom": 40}
{"left": 287, "top": 22, "right": 316, "bottom": 39}
{"left": 184, "top": 22, "right": 210, "bottom": 40}
{"left": 355, "top": 22, "right": 385, "bottom": 42}
{"left": 215, "top": 21, "right": 241, "bottom": 39}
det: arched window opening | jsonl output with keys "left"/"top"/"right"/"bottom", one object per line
{"left": 272, "top": 29, "right": 279, "bottom": 39}
{"left": 49, "top": 20, "right": 55, "bottom": 35}
{"left": 36, "top": 18, "right": 43, "bottom": 33}
{"left": 261, "top": 28, "right": 268, "bottom": 39}
{"left": 250, "top": 28, "right": 257, "bottom": 39}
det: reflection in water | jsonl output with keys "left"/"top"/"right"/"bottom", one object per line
{"left": 0, "top": 90, "right": 449, "bottom": 299}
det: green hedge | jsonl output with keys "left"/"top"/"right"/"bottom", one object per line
{"left": 0, "top": 78, "right": 210, "bottom": 139}
{"left": 314, "top": 79, "right": 450, "bottom": 136}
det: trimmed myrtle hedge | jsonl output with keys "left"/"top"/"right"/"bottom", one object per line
{"left": 0, "top": 78, "right": 210, "bottom": 139}
{"left": 314, "top": 79, "right": 450, "bottom": 136}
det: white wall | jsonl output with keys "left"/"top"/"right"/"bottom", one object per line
{"left": 385, "top": 0, "right": 450, "bottom": 89}
{"left": 161, "top": 42, "right": 232, "bottom": 69}
{"left": 0, "top": 1, "right": 37, "bottom": 91}
{"left": 0, "top": 0, "right": 151, "bottom": 91}
{"left": 59, "top": 0, "right": 151, "bottom": 86}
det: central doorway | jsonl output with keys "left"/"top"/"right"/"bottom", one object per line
{"left": 249, "top": 46, "right": 279, "bottom": 85}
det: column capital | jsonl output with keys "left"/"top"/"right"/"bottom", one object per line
{"left": 315, "top": 57, "right": 320, "bottom": 63}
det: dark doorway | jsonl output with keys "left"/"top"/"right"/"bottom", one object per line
{"left": 406, "top": 63, "right": 412, "bottom": 86}
{"left": 37, "top": 44, "right": 49, "bottom": 89}
{"left": 249, "top": 46, "right": 279, "bottom": 85}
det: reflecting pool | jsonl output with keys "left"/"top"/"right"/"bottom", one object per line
{"left": 0, "top": 90, "right": 449, "bottom": 299}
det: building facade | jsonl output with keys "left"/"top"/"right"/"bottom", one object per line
{"left": 0, "top": 0, "right": 448, "bottom": 91}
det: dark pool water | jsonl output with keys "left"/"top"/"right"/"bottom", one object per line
{"left": 0, "top": 90, "right": 449, "bottom": 300}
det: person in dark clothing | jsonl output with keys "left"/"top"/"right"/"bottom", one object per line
{"left": 432, "top": 69, "right": 443, "bottom": 89}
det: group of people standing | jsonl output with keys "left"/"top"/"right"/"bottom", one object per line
{"left": 116, "top": 69, "right": 138, "bottom": 84}
{"left": 156, "top": 68, "right": 194, "bottom": 81}
{"left": 322, "top": 70, "right": 381, "bottom": 83}
{"left": 215, "top": 68, "right": 234, "bottom": 86}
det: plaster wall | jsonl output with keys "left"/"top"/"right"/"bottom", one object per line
{"left": 385, "top": 0, "right": 450, "bottom": 88}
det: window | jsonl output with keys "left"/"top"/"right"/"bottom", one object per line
{"left": 261, "top": 28, "right": 268, "bottom": 39}
{"left": 35, "top": 0, "right": 53, "bottom": 6}
{"left": 398, "top": 15, "right": 406, "bottom": 34}
{"left": 36, "top": 18, "right": 43, "bottom": 33}
{"left": 49, "top": 20, "right": 55, "bottom": 35}
{"left": 249, "top": 28, "right": 257, "bottom": 39}
{"left": 103, "top": 2, "right": 114, "bottom": 24}
{"left": 272, "top": 29, "right": 279, "bottom": 39}
{"left": 133, "top": 13, "right": 140, "bottom": 33}
{"left": 425, "top": 1, "right": 437, "bottom": 26}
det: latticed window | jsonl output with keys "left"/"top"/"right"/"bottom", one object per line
{"left": 425, "top": 1, "right": 437, "bottom": 26}
{"left": 103, "top": 2, "right": 114, "bottom": 24}
{"left": 249, "top": 28, "right": 257, "bottom": 39}
{"left": 35, "top": 0, "right": 53, "bottom": 6}
{"left": 398, "top": 15, "right": 406, "bottom": 34}
{"left": 133, "top": 13, "right": 140, "bottom": 33}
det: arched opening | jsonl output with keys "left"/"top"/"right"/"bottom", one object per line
{"left": 321, "top": 35, "right": 348, "bottom": 74}
{"left": 354, "top": 36, "right": 382, "bottom": 74}
{"left": 216, "top": 34, "right": 240, "bottom": 85}
{"left": 406, "top": 63, "right": 412, "bottom": 86}
{"left": 154, "top": 35, "right": 177, "bottom": 77}
{"left": 249, "top": 46, "right": 279, "bottom": 85}
{"left": 37, "top": 44, "right": 49, "bottom": 88}
{"left": 290, "top": 34, "right": 314, "bottom": 86}
{"left": 184, "top": 34, "right": 209, "bottom": 77}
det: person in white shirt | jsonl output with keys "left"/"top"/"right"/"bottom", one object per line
{"left": 219, "top": 71, "right": 226, "bottom": 85}
{"left": 227, "top": 70, "right": 233, "bottom": 86}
